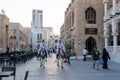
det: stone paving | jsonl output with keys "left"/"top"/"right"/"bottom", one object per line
{"left": 2, "top": 54, "right": 120, "bottom": 80}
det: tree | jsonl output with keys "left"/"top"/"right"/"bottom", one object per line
{"left": 64, "top": 43, "right": 73, "bottom": 49}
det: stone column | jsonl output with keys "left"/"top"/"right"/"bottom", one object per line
{"left": 103, "top": 0, "right": 108, "bottom": 16}
{"left": 112, "top": 0, "right": 116, "bottom": 15}
{"left": 104, "top": 24, "right": 109, "bottom": 48}
{"left": 112, "top": 20, "right": 118, "bottom": 53}
{"left": 103, "top": 0, "right": 109, "bottom": 20}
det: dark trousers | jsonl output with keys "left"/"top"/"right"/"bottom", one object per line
{"left": 83, "top": 55, "right": 86, "bottom": 61}
{"left": 66, "top": 56, "right": 70, "bottom": 64}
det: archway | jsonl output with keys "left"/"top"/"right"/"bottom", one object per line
{"left": 85, "top": 37, "right": 96, "bottom": 55}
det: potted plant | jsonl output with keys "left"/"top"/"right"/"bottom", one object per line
{"left": 64, "top": 43, "right": 72, "bottom": 50}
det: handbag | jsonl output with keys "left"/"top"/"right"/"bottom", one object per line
{"left": 99, "top": 59, "right": 104, "bottom": 65}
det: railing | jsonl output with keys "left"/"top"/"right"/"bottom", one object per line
{"left": 105, "top": 2, "right": 120, "bottom": 18}
{"left": 115, "top": 2, "right": 120, "bottom": 13}
{"left": 107, "top": 46, "right": 120, "bottom": 53}
{"left": 107, "top": 46, "right": 113, "bottom": 53}
{"left": 116, "top": 46, "right": 120, "bottom": 53}
{"left": 106, "top": 8, "right": 112, "bottom": 18}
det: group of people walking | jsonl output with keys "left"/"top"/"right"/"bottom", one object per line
{"left": 82, "top": 47, "right": 111, "bottom": 70}
{"left": 37, "top": 39, "right": 70, "bottom": 69}
{"left": 92, "top": 47, "right": 111, "bottom": 70}
{"left": 37, "top": 39, "right": 111, "bottom": 70}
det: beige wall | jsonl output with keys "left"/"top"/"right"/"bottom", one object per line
{"left": 23, "top": 27, "right": 32, "bottom": 50}
{"left": 0, "top": 14, "right": 9, "bottom": 52}
{"left": 44, "top": 27, "right": 53, "bottom": 45}
{"left": 9, "top": 22, "right": 29, "bottom": 51}
{"left": 61, "top": 0, "right": 104, "bottom": 55}
{"left": 60, "top": 24, "right": 66, "bottom": 43}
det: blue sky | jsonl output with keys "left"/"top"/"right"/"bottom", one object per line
{"left": 0, "top": 0, "right": 71, "bottom": 34}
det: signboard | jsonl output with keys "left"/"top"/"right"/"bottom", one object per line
{"left": 85, "top": 28, "right": 97, "bottom": 34}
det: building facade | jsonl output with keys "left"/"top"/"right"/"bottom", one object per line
{"left": 44, "top": 27, "right": 53, "bottom": 45}
{"left": 61, "top": 0, "right": 104, "bottom": 55}
{"left": 49, "top": 34, "right": 60, "bottom": 49}
{"left": 0, "top": 13, "right": 9, "bottom": 53}
{"left": 60, "top": 24, "right": 66, "bottom": 44}
{"left": 103, "top": 0, "right": 120, "bottom": 63}
{"left": 31, "top": 10, "right": 44, "bottom": 49}
{"left": 23, "top": 27, "right": 32, "bottom": 51}
{"left": 9, "top": 22, "right": 27, "bottom": 51}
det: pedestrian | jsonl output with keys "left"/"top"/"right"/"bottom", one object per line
{"left": 38, "top": 39, "right": 47, "bottom": 68}
{"left": 92, "top": 47, "right": 100, "bottom": 70}
{"left": 102, "top": 48, "right": 111, "bottom": 69}
{"left": 6, "top": 46, "right": 10, "bottom": 57}
{"left": 56, "top": 40, "right": 65, "bottom": 68}
{"left": 65, "top": 48, "right": 71, "bottom": 64}
{"left": 54, "top": 40, "right": 58, "bottom": 62}
{"left": 82, "top": 48, "right": 88, "bottom": 61}
{"left": 46, "top": 45, "right": 50, "bottom": 57}
{"left": 55, "top": 40, "right": 58, "bottom": 55}
{"left": 6, "top": 46, "right": 9, "bottom": 54}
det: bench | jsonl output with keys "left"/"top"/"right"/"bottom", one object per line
{"left": 2, "top": 66, "right": 16, "bottom": 80}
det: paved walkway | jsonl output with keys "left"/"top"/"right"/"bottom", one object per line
{"left": 2, "top": 54, "right": 120, "bottom": 80}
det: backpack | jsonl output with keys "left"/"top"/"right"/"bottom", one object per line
{"left": 93, "top": 50, "right": 100, "bottom": 60}
{"left": 95, "top": 50, "right": 99, "bottom": 55}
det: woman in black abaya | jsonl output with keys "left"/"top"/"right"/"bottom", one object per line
{"left": 102, "top": 48, "right": 111, "bottom": 69}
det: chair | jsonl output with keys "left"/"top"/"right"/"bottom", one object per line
{"left": 24, "top": 71, "right": 29, "bottom": 80}
{"left": 2, "top": 66, "right": 16, "bottom": 80}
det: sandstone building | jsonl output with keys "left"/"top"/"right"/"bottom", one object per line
{"left": 61, "top": 0, "right": 104, "bottom": 55}
{"left": 0, "top": 13, "right": 9, "bottom": 52}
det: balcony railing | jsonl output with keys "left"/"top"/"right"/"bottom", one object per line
{"left": 106, "top": 8, "right": 112, "bottom": 18}
{"left": 106, "top": 2, "right": 120, "bottom": 18}
{"left": 107, "top": 46, "right": 113, "bottom": 53}
{"left": 107, "top": 46, "right": 120, "bottom": 53}
{"left": 115, "top": 2, "right": 120, "bottom": 13}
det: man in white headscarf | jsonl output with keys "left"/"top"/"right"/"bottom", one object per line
{"left": 38, "top": 39, "right": 47, "bottom": 68}
{"left": 56, "top": 40, "right": 65, "bottom": 68}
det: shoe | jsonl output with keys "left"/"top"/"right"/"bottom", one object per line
{"left": 97, "top": 68, "right": 99, "bottom": 70}
{"left": 57, "top": 64, "right": 60, "bottom": 67}
{"left": 103, "top": 67, "right": 108, "bottom": 69}
{"left": 40, "top": 65, "right": 43, "bottom": 67}
{"left": 37, "top": 58, "right": 39, "bottom": 60}
{"left": 61, "top": 66, "right": 63, "bottom": 69}
{"left": 68, "top": 62, "right": 70, "bottom": 64}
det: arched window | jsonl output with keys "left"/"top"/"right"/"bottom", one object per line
{"left": 85, "top": 7, "right": 96, "bottom": 24}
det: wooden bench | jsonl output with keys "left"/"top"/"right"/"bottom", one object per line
{"left": 2, "top": 66, "right": 16, "bottom": 80}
